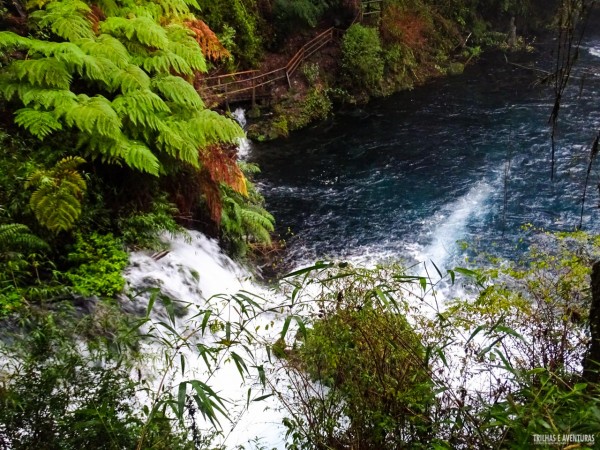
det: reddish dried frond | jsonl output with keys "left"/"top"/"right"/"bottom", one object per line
{"left": 89, "top": 4, "right": 105, "bottom": 34}
{"left": 199, "top": 144, "right": 247, "bottom": 224}
{"left": 185, "top": 19, "right": 231, "bottom": 62}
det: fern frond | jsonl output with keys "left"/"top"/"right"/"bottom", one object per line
{"left": 83, "top": 134, "right": 161, "bottom": 175}
{"left": 14, "top": 108, "right": 62, "bottom": 139}
{"left": 184, "top": 19, "right": 231, "bottom": 63}
{"left": 94, "top": 0, "right": 119, "bottom": 17}
{"left": 238, "top": 161, "right": 261, "bottom": 175}
{"left": 28, "top": 40, "right": 81, "bottom": 58}
{"left": 0, "top": 31, "right": 32, "bottom": 50}
{"left": 155, "top": 118, "right": 199, "bottom": 165}
{"left": 0, "top": 223, "right": 49, "bottom": 255}
{"left": 165, "top": 25, "right": 206, "bottom": 72}
{"left": 30, "top": 0, "right": 95, "bottom": 41}
{"left": 58, "top": 94, "right": 122, "bottom": 137}
{"left": 150, "top": 75, "right": 203, "bottom": 109}
{"left": 114, "top": 64, "right": 151, "bottom": 92}
{"left": 76, "top": 35, "right": 131, "bottom": 69}
{"left": 27, "top": 156, "right": 87, "bottom": 233}
{"left": 112, "top": 90, "right": 170, "bottom": 129}
{"left": 101, "top": 17, "right": 169, "bottom": 49}
{"left": 12, "top": 58, "right": 72, "bottom": 89}
{"left": 240, "top": 206, "right": 275, "bottom": 244}
{"left": 121, "top": 139, "right": 161, "bottom": 175}
{"left": 138, "top": 50, "right": 192, "bottom": 76}
{"left": 19, "top": 87, "right": 77, "bottom": 109}
{"left": 0, "top": 75, "right": 19, "bottom": 101}
{"left": 188, "top": 110, "right": 244, "bottom": 147}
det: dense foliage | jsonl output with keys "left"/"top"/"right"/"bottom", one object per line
{"left": 0, "top": 0, "right": 275, "bottom": 314}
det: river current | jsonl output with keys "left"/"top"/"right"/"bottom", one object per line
{"left": 249, "top": 37, "right": 600, "bottom": 269}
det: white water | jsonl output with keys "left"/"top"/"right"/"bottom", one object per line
{"left": 232, "top": 108, "right": 253, "bottom": 160}
{"left": 124, "top": 232, "right": 289, "bottom": 449}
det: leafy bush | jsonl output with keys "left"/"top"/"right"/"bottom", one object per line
{"left": 0, "top": 311, "right": 195, "bottom": 450}
{"left": 278, "top": 263, "right": 433, "bottom": 449}
{"left": 64, "top": 232, "right": 128, "bottom": 297}
{"left": 196, "top": 0, "right": 264, "bottom": 66}
{"left": 298, "top": 306, "right": 433, "bottom": 448}
{"left": 341, "top": 24, "right": 384, "bottom": 92}
{"left": 273, "top": 0, "right": 327, "bottom": 30}
{"left": 221, "top": 163, "right": 275, "bottom": 256}
{"left": 118, "top": 196, "right": 184, "bottom": 250}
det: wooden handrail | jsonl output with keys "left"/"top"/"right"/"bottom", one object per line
{"left": 200, "top": 1, "right": 380, "bottom": 104}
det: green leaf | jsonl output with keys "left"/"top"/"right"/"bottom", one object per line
{"left": 14, "top": 108, "right": 62, "bottom": 139}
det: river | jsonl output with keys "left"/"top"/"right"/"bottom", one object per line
{"left": 249, "top": 36, "right": 600, "bottom": 270}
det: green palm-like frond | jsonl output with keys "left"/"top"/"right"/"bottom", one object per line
{"left": 58, "top": 94, "right": 122, "bottom": 137}
{"left": 138, "top": 49, "right": 192, "bottom": 76}
{"left": 0, "top": 31, "right": 32, "bottom": 50}
{"left": 12, "top": 58, "right": 72, "bottom": 89}
{"left": 0, "top": 223, "right": 49, "bottom": 256}
{"left": 101, "top": 17, "right": 169, "bottom": 49}
{"left": 76, "top": 35, "right": 131, "bottom": 69}
{"left": 151, "top": 75, "right": 204, "bottom": 109}
{"left": 114, "top": 64, "right": 151, "bottom": 92}
{"left": 240, "top": 206, "right": 275, "bottom": 244}
{"left": 26, "top": 156, "right": 87, "bottom": 233}
{"left": 165, "top": 25, "right": 206, "bottom": 72}
{"left": 188, "top": 110, "right": 244, "bottom": 147}
{"left": 15, "top": 108, "right": 62, "bottom": 139}
{"left": 155, "top": 118, "right": 199, "bottom": 165}
{"left": 19, "top": 88, "right": 77, "bottom": 109}
{"left": 121, "top": 139, "right": 161, "bottom": 175}
{"left": 84, "top": 134, "right": 162, "bottom": 175}
{"left": 221, "top": 189, "right": 275, "bottom": 246}
{"left": 30, "top": 0, "right": 95, "bottom": 41}
{"left": 112, "top": 89, "right": 170, "bottom": 128}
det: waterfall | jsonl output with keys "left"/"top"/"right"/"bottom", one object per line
{"left": 232, "top": 107, "right": 252, "bottom": 160}
{"left": 123, "top": 231, "right": 288, "bottom": 449}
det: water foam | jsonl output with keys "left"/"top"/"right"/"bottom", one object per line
{"left": 232, "top": 108, "right": 252, "bottom": 160}
{"left": 124, "top": 231, "right": 288, "bottom": 449}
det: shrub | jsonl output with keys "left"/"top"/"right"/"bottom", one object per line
{"left": 341, "top": 24, "right": 384, "bottom": 92}
{"left": 64, "top": 232, "right": 128, "bottom": 297}
{"left": 278, "top": 263, "right": 434, "bottom": 449}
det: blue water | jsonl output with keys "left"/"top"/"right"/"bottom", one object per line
{"left": 249, "top": 38, "right": 600, "bottom": 268}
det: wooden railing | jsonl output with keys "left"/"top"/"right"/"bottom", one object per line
{"left": 199, "top": 1, "right": 381, "bottom": 105}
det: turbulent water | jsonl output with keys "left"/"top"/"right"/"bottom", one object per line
{"left": 250, "top": 38, "right": 600, "bottom": 269}
{"left": 122, "top": 36, "right": 600, "bottom": 450}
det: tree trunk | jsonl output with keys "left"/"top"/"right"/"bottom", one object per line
{"left": 583, "top": 260, "right": 600, "bottom": 382}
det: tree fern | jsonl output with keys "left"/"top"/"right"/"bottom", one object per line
{"left": 120, "top": 140, "right": 161, "bottom": 175}
{"left": 14, "top": 108, "right": 62, "bottom": 139}
{"left": 188, "top": 110, "right": 244, "bottom": 147}
{"left": 58, "top": 94, "right": 122, "bottom": 138}
{"left": 0, "top": 223, "right": 49, "bottom": 257}
{"left": 114, "top": 64, "right": 151, "bottom": 92}
{"left": 0, "top": 0, "right": 253, "bottom": 231}
{"left": 30, "top": 0, "right": 95, "bottom": 41}
{"left": 19, "top": 87, "right": 77, "bottom": 109}
{"left": 101, "top": 17, "right": 170, "bottom": 49}
{"left": 240, "top": 206, "right": 275, "bottom": 244}
{"left": 151, "top": 75, "right": 204, "bottom": 109}
{"left": 112, "top": 90, "right": 171, "bottom": 127}
{"left": 221, "top": 187, "right": 275, "bottom": 246}
{"left": 76, "top": 35, "right": 131, "bottom": 69}
{"left": 165, "top": 25, "right": 207, "bottom": 72}
{"left": 138, "top": 49, "right": 193, "bottom": 76}
{"left": 26, "top": 157, "right": 87, "bottom": 233}
{"left": 155, "top": 118, "right": 200, "bottom": 165}
{"left": 0, "top": 31, "right": 31, "bottom": 50}
{"left": 12, "top": 58, "right": 72, "bottom": 89}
